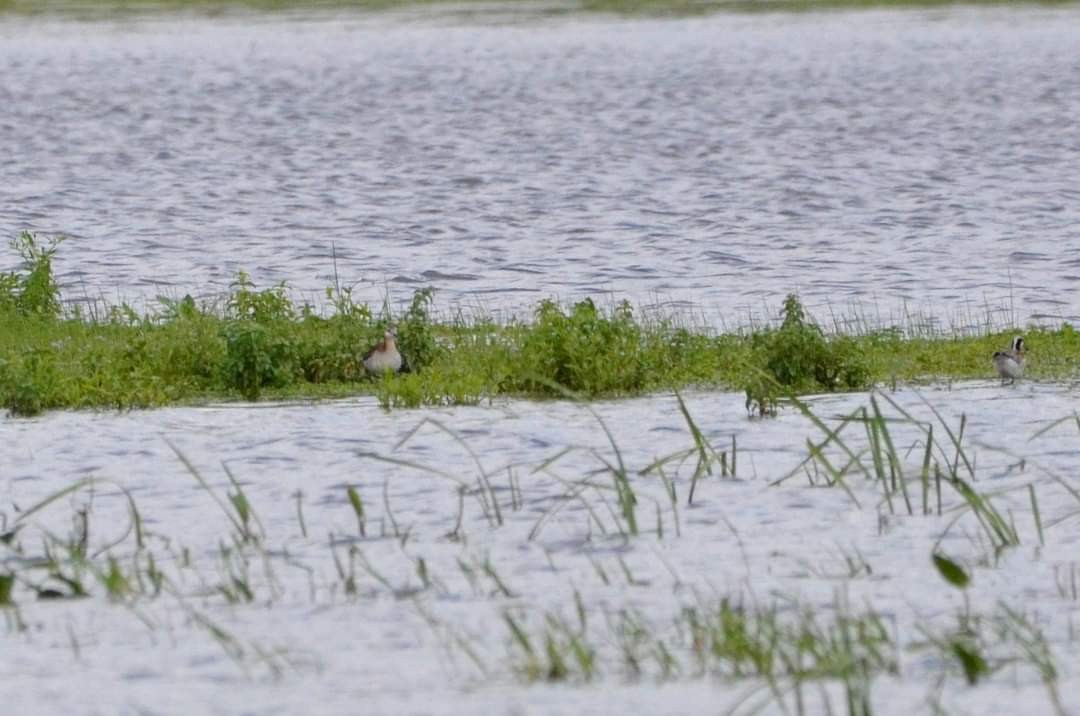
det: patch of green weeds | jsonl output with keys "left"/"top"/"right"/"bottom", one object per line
{"left": 220, "top": 272, "right": 303, "bottom": 400}
{"left": 0, "top": 232, "right": 63, "bottom": 318}
{"left": 3, "top": 236, "right": 1080, "bottom": 415}
{"left": 745, "top": 294, "right": 872, "bottom": 415}
{"left": 222, "top": 321, "right": 299, "bottom": 401}
{"left": 397, "top": 287, "right": 441, "bottom": 372}
{"left": 1, "top": 348, "right": 60, "bottom": 416}
{"left": 513, "top": 298, "right": 648, "bottom": 395}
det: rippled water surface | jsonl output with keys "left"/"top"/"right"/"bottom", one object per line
{"left": 3, "top": 384, "right": 1080, "bottom": 713}
{"left": 4, "top": 7, "right": 1080, "bottom": 714}
{"left": 2, "top": 7, "right": 1080, "bottom": 325}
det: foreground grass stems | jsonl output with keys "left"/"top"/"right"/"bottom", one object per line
{"left": 0, "top": 475, "right": 295, "bottom": 677}
{"left": 3, "top": 392, "right": 1077, "bottom": 714}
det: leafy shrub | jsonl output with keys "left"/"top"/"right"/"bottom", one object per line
{"left": 397, "top": 288, "right": 440, "bottom": 372}
{"left": 325, "top": 283, "right": 372, "bottom": 324}
{"left": 150, "top": 295, "right": 226, "bottom": 387}
{"left": 823, "top": 335, "right": 872, "bottom": 390}
{"left": 222, "top": 322, "right": 298, "bottom": 401}
{"left": 0, "top": 349, "right": 59, "bottom": 416}
{"left": 218, "top": 274, "right": 303, "bottom": 399}
{"left": 745, "top": 295, "right": 872, "bottom": 415}
{"left": 514, "top": 299, "right": 646, "bottom": 395}
{"left": 0, "top": 272, "right": 18, "bottom": 314}
{"left": 0, "top": 232, "right": 63, "bottom": 319}
{"left": 761, "top": 295, "right": 832, "bottom": 390}
{"left": 374, "top": 364, "right": 488, "bottom": 408}
{"left": 226, "top": 272, "right": 294, "bottom": 323}
{"left": 294, "top": 315, "right": 372, "bottom": 383}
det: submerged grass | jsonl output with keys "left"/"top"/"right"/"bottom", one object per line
{"left": 503, "top": 590, "right": 898, "bottom": 715}
{"left": 3, "top": 388, "right": 1077, "bottom": 713}
{"left": 2, "top": 233, "right": 1079, "bottom": 417}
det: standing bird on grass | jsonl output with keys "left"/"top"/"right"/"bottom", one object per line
{"left": 363, "top": 328, "right": 403, "bottom": 375}
{"left": 992, "top": 336, "right": 1025, "bottom": 385}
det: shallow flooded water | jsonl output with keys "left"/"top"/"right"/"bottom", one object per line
{"left": 4, "top": 4, "right": 1080, "bottom": 713}
{"left": 3, "top": 383, "right": 1080, "bottom": 713}
{"left": 2, "top": 6, "right": 1080, "bottom": 326}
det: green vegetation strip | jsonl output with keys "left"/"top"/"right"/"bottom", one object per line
{"left": 2, "top": 232, "right": 1078, "bottom": 416}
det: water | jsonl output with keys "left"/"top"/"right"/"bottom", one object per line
{"left": 4, "top": 7, "right": 1080, "bottom": 713}
{"left": 2, "top": 7, "right": 1080, "bottom": 326}
{"left": 3, "top": 384, "right": 1080, "bottom": 713}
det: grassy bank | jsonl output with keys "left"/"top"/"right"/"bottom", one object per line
{"left": 1, "top": 232, "right": 1077, "bottom": 416}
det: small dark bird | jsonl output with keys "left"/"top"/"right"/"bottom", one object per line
{"left": 992, "top": 335, "right": 1025, "bottom": 385}
{"left": 363, "top": 329, "right": 403, "bottom": 375}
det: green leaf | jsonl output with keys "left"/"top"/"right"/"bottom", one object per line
{"left": 951, "top": 641, "right": 988, "bottom": 684}
{"left": 0, "top": 573, "right": 14, "bottom": 605}
{"left": 346, "top": 486, "right": 364, "bottom": 520}
{"left": 932, "top": 553, "right": 970, "bottom": 589}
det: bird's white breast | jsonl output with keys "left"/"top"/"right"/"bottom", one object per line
{"left": 364, "top": 348, "right": 402, "bottom": 374}
{"left": 995, "top": 354, "right": 1023, "bottom": 379}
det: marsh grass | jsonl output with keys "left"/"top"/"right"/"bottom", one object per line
{"left": 485, "top": 397, "right": 1076, "bottom": 714}
{"left": 349, "top": 390, "right": 1075, "bottom": 705}
{"left": 2, "top": 392, "right": 1077, "bottom": 712}
{"left": 915, "top": 554, "right": 1067, "bottom": 713}
{"left": 0, "top": 473, "right": 296, "bottom": 677}
{"left": 501, "top": 591, "right": 897, "bottom": 714}
{"left": 4, "top": 234, "right": 1078, "bottom": 417}
{"left": 773, "top": 389, "right": 1066, "bottom": 563}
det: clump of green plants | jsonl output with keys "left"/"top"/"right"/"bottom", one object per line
{"left": 220, "top": 272, "right": 302, "bottom": 401}
{"left": 396, "top": 287, "right": 441, "bottom": 372}
{"left": 292, "top": 283, "right": 373, "bottom": 384}
{"left": 374, "top": 363, "right": 489, "bottom": 408}
{"left": 0, "top": 349, "right": 59, "bottom": 416}
{"left": 745, "top": 294, "right": 871, "bottom": 416}
{"left": 512, "top": 298, "right": 649, "bottom": 395}
{"left": 221, "top": 321, "right": 299, "bottom": 401}
{"left": 225, "top": 271, "right": 294, "bottom": 323}
{"left": 0, "top": 233, "right": 66, "bottom": 415}
{"left": 503, "top": 607, "right": 597, "bottom": 683}
{"left": 0, "top": 231, "right": 63, "bottom": 319}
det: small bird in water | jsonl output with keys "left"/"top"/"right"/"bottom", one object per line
{"left": 992, "top": 335, "right": 1025, "bottom": 385}
{"left": 363, "top": 328, "right": 403, "bottom": 375}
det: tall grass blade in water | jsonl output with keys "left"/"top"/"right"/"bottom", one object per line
{"left": 346, "top": 485, "right": 367, "bottom": 538}
{"left": 0, "top": 572, "right": 14, "bottom": 605}
{"left": 676, "top": 390, "right": 715, "bottom": 506}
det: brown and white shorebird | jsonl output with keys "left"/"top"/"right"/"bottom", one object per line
{"left": 992, "top": 335, "right": 1025, "bottom": 385}
{"left": 363, "top": 328, "right": 403, "bottom": 375}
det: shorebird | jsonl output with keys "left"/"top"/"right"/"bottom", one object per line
{"left": 363, "top": 328, "right": 403, "bottom": 375}
{"left": 992, "top": 335, "right": 1025, "bottom": 385}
